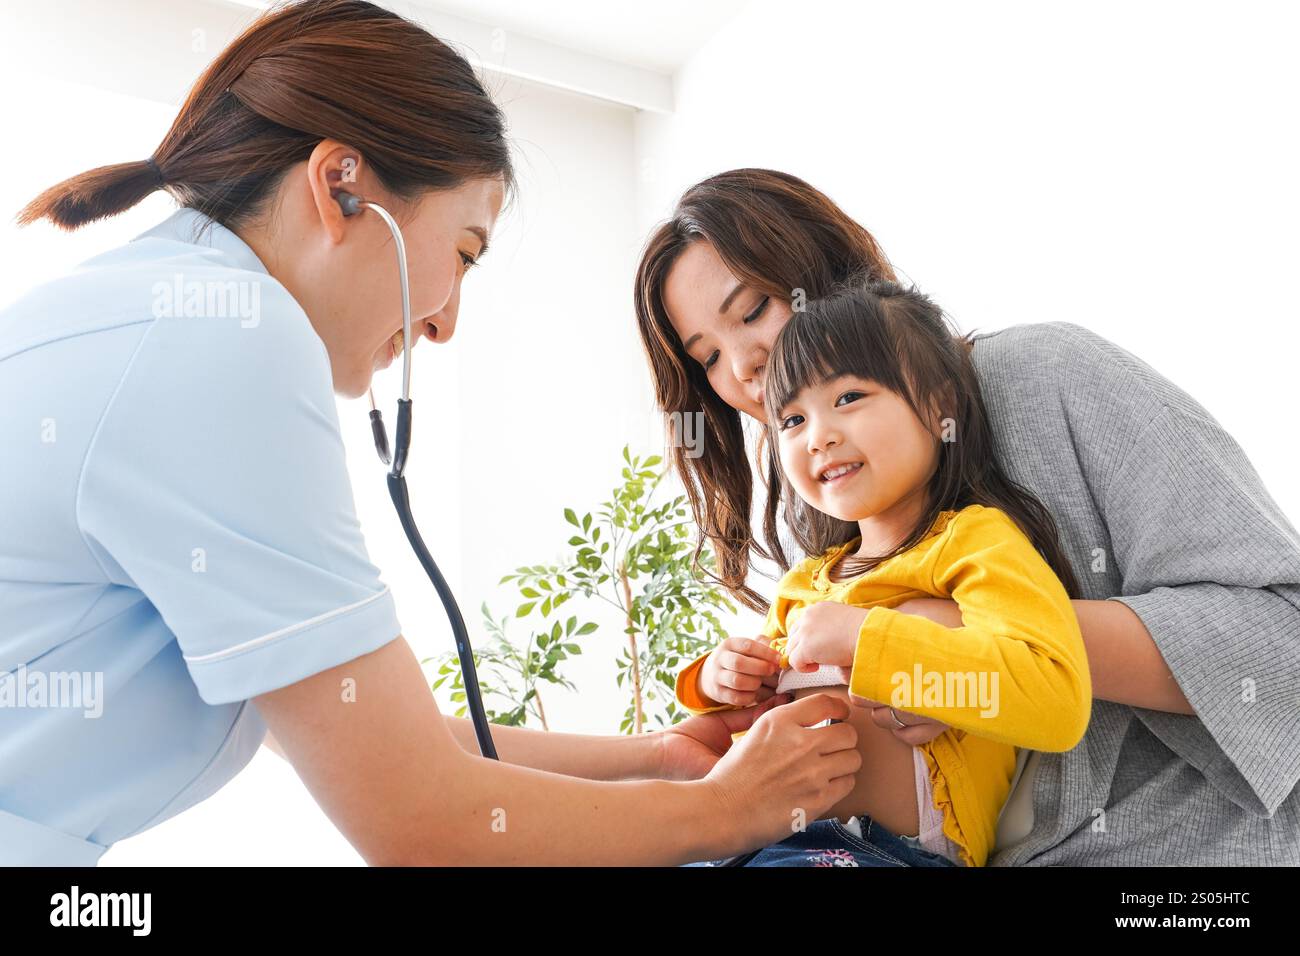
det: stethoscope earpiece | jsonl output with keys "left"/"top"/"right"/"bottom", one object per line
{"left": 335, "top": 189, "right": 413, "bottom": 471}
{"left": 336, "top": 189, "right": 364, "bottom": 217}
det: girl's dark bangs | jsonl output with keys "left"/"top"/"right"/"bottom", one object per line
{"left": 766, "top": 296, "right": 903, "bottom": 419}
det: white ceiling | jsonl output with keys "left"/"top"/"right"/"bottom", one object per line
{"left": 218, "top": 0, "right": 752, "bottom": 111}
{"left": 392, "top": 0, "right": 749, "bottom": 74}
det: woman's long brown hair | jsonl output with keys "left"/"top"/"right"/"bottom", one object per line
{"left": 762, "top": 278, "right": 1082, "bottom": 600}
{"left": 16, "top": 0, "right": 515, "bottom": 232}
{"left": 633, "top": 168, "right": 897, "bottom": 613}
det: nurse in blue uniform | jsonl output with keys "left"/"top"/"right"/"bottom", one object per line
{"left": 0, "top": 0, "right": 858, "bottom": 865}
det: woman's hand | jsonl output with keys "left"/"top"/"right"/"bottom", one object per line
{"left": 857, "top": 697, "right": 950, "bottom": 746}
{"left": 654, "top": 692, "right": 792, "bottom": 781}
{"left": 863, "top": 597, "right": 966, "bottom": 745}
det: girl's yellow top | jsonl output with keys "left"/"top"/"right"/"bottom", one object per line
{"left": 674, "top": 504, "right": 1092, "bottom": 867}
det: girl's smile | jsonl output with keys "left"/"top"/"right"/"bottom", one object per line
{"left": 819, "top": 460, "right": 864, "bottom": 485}
{"left": 776, "top": 372, "right": 943, "bottom": 551}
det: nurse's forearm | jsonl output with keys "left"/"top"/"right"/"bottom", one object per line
{"left": 255, "top": 636, "right": 752, "bottom": 866}
{"left": 442, "top": 715, "right": 660, "bottom": 780}
{"left": 433, "top": 756, "right": 740, "bottom": 866}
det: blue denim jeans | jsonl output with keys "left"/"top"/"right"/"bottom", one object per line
{"left": 682, "top": 816, "right": 963, "bottom": 867}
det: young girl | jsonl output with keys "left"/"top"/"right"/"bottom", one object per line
{"left": 676, "top": 278, "right": 1092, "bottom": 867}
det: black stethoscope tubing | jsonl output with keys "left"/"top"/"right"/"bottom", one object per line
{"left": 337, "top": 189, "right": 497, "bottom": 761}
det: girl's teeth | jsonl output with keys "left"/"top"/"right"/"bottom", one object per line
{"left": 822, "top": 462, "right": 863, "bottom": 482}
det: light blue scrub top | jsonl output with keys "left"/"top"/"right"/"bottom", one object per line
{"left": 0, "top": 208, "right": 402, "bottom": 864}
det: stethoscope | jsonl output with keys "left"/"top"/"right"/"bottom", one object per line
{"left": 335, "top": 188, "right": 498, "bottom": 761}
{"left": 336, "top": 188, "right": 761, "bottom": 865}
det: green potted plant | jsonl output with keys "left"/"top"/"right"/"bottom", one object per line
{"left": 428, "top": 445, "right": 738, "bottom": 733}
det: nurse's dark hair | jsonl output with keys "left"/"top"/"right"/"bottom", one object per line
{"left": 634, "top": 168, "right": 898, "bottom": 613}
{"left": 15, "top": 0, "right": 515, "bottom": 231}
{"left": 762, "top": 277, "right": 1082, "bottom": 602}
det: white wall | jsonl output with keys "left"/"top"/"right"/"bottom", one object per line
{"left": 635, "top": 0, "right": 1300, "bottom": 536}
{"left": 351, "top": 70, "right": 657, "bottom": 743}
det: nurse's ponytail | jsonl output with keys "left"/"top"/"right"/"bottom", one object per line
{"left": 16, "top": 0, "right": 515, "bottom": 231}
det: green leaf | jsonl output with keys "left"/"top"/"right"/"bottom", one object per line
{"left": 565, "top": 508, "right": 579, "bottom": 527}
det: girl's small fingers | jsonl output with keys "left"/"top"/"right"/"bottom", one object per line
{"left": 788, "top": 652, "right": 817, "bottom": 673}
{"left": 719, "top": 649, "right": 778, "bottom": 676}
{"left": 717, "top": 670, "right": 762, "bottom": 692}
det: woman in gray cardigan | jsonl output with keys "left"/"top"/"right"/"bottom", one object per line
{"left": 634, "top": 167, "right": 1300, "bottom": 865}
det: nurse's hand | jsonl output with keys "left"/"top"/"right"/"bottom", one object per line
{"left": 655, "top": 692, "right": 793, "bottom": 781}
{"left": 703, "top": 693, "right": 861, "bottom": 849}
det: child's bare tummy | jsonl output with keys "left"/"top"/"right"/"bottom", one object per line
{"left": 788, "top": 684, "right": 921, "bottom": 837}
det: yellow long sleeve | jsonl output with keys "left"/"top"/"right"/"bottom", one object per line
{"left": 847, "top": 506, "right": 1091, "bottom": 752}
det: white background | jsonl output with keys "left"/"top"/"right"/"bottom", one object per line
{"left": 1, "top": 0, "right": 1296, "bottom": 864}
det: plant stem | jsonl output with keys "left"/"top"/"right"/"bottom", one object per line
{"left": 618, "top": 558, "right": 645, "bottom": 734}
{"left": 534, "top": 685, "right": 550, "bottom": 732}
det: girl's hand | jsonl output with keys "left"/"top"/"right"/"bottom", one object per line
{"left": 700, "top": 637, "right": 783, "bottom": 707}
{"left": 784, "top": 602, "right": 869, "bottom": 672}
{"left": 785, "top": 599, "right": 956, "bottom": 744}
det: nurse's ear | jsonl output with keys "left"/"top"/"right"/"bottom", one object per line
{"left": 304, "top": 138, "right": 367, "bottom": 244}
